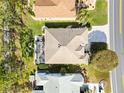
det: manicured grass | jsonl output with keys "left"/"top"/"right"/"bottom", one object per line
{"left": 24, "top": 14, "right": 45, "bottom": 36}
{"left": 80, "top": 64, "right": 111, "bottom": 93}
{"left": 29, "top": 20, "right": 45, "bottom": 36}
{"left": 37, "top": 64, "right": 49, "bottom": 70}
{"left": 89, "top": 0, "right": 108, "bottom": 25}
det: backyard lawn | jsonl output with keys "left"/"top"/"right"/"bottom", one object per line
{"left": 29, "top": 20, "right": 45, "bottom": 36}
{"left": 23, "top": 14, "right": 45, "bottom": 36}
{"left": 89, "top": 0, "right": 108, "bottom": 25}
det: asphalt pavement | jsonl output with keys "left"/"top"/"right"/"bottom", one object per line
{"left": 109, "top": 0, "right": 124, "bottom": 93}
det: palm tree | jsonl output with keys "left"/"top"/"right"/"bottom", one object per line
{"left": 76, "top": 9, "right": 92, "bottom": 30}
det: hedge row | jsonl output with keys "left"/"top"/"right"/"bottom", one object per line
{"left": 90, "top": 42, "right": 108, "bottom": 54}
{"left": 45, "top": 21, "right": 80, "bottom": 28}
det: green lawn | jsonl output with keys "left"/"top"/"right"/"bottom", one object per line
{"left": 24, "top": 14, "right": 45, "bottom": 36}
{"left": 37, "top": 64, "right": 49, "bottom": 69}
{"left": 82, "top": 65, "right": 111, "bottom": 93}
{"left": 89, "top": 0, "right": 108, "bottom": 25}
{"left": 28, "top": 20, "right": 45, "bottom": 36}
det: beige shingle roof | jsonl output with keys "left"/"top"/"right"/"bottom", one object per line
{"left": 34, "top": 0, "right": 76, "bottom": 18}
{"left": 45, "top": 28, "right": 89, "bottom": 64}
{"left": 35, "top": 0, "right": 60, "bottom": 6}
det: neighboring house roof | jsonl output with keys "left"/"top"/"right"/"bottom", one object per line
{"left": 31, "top": 72, "right": 101, "bottom": 93}
{"left": 35, "top": 0, "right": 60, "bottom": 6}
{"left": 34, "top": 73, "right": 84, "bottom": 93}
{"left": 45, "top": 27, "right": 89, "bottom": 64}
{"left": 34, "top": 0, "right": 76, "bottom": 18}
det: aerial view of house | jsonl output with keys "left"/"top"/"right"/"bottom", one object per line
{"left": 0, "top": 0, "right": 122, "bottom": 93}
{"left": 36, "top": 27, "right": 89, "bottom": 64}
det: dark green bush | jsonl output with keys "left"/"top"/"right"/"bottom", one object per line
{"left": 60, "top": 67, "right": 67, "bottom": 75}
{"left": 90, "top": 42, "right": 107, "bottom": 54}
{"left": 20, "top": 29, "right": 34, "bottom": 58}
{"left": 45, "top": 21, "right": 79, "bottom": 28}
{"left": 86, "top": 22, "right": 92, "bottom": 31}
{"left": 91, "top": 50, "right": 118, "bottom": 72}
{"left": 48, "top": 64, "right": 82, "bottom": 73}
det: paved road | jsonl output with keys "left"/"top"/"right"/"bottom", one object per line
{"left": 109, "top": 0, "right": 124, "bottom": 93}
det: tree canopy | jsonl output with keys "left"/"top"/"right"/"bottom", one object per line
{"left": 76, "top": 9, "right": 92, "bottom": 30}
{"left": 0, "top": 0, "right": 36, "bottom": 92}
{"left": 91, "top": 50, "right": 118, "bottom": 72}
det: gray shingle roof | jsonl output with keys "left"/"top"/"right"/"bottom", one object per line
{"left": 48, "top": 28, "right": 86, "bottom": 46}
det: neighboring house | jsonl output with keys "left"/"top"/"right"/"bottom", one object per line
{"left": 34, "top": 0, "right": 76, "bottom": 20}
{"left": 30, "top": 72, "right": 101, "bottom": 93}
{"left": 33, "top": 0, "right": 96, "bottom": 20}
{"left": 45, "top": 27, "right": 90, "bottom": 64}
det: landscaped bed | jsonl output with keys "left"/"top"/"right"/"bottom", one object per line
{"left": 28, "top": 20, "right": 45, "bottom": 36}
{"left": 37, "top": 64, "right": 82, "bottom": 73}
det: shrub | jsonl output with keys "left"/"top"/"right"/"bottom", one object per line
{"left": 91, "top": 50, "right": 118, "bottom": 72}
{"left": 45, "top": 21, "right": 79, "bottom": 28}
{"left": 37, "top": 64, "right": 49, "bottom": 70}
{"left": 90, "top": 42, "right": 107, "bottom": 54}
{"left": 60, "top": 68, "right": 67, "bottom": 75}
{"left": 48, "top": 64, "right": 81, "bottom": 73}
{"left": 20, "top": 29, "right": 34, "bottom": 58}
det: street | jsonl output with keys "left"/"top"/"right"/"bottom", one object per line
{"left": 109, "top": 0, "right": 124, "bottom": 93}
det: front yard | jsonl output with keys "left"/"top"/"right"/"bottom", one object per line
{"left": 89, "top": 0, "right": 108, "bottom": 25}
{"left": 84, "top": 65, "right": 111, "bottom": 93}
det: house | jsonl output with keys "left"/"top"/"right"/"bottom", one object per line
{"left": 34, "top": 0, "right": 76, "bottom": 20}
{"left": 45, "top": 27, "right": 90, "bottom": 64}
{"left": 33, "top": 0, "right": 96, "bottom": 20}
{"left": 30, "top": 72, "right": 101, "bottom": 93}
